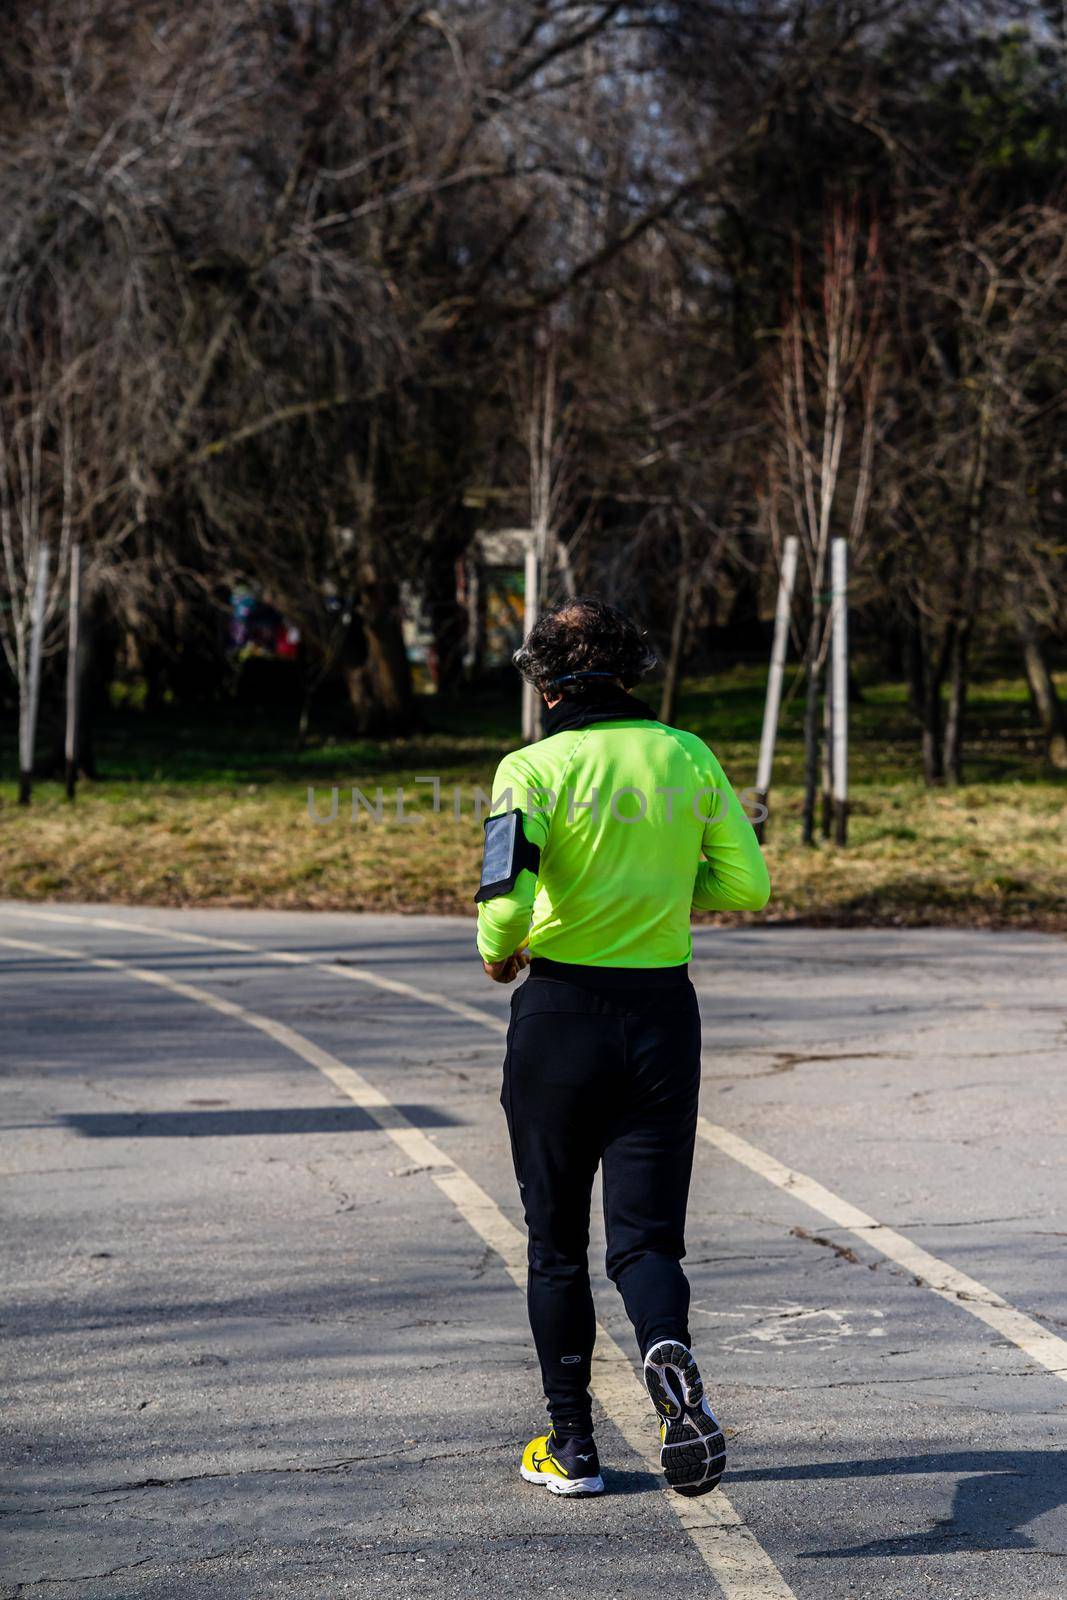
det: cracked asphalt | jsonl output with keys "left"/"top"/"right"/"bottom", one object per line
{"left": 1, "top": 907, "right": 1065, "bottom": 1599}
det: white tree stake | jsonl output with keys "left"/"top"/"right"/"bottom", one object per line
{"left": 754, "top": 535, "right": 799, "bottom": 836}
{"left": 521, "top": 535, "right": 541, "bottom": 742}
{"left": 19, "top": 541, "right": 50, "bottom": 804}
{"left": 65, "top": 543, "right": 82, "bottom": 799}
{"left": 831, "top": 537, "right": 849, "bottom": 843}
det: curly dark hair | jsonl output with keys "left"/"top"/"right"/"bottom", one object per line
{"left": 512, "top": 595, "right": 658, "bottom": 699}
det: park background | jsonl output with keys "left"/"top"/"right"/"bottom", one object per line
{"left": 1, "top": 0, "right": 1065, "bottom": 929}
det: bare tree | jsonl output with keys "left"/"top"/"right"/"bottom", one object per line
{"left": 887, "top": 201, "right": 1067, "bottom": 781}
{"left": 0, "top": 329, "right": 79, "bottom": 800}
{"left": 3, "top": 0, "right": 1064, "bottom": 783}
{"left": 773, "top": 202, "right": 884, "bottom": 842}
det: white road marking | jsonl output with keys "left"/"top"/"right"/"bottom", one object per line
{"left": 0, "top": 906, "right": 508, "bottom": 1034}
{"left": 0, "top": 931, "right": 797, "bottom": 1600}
{"left": 5, "top": 904, "right": 1066, "bottom": 1385}
{"left": 697, "top": 1303, "right": 887, "bottom": 1352}
{"left": 698, "top": 1119, "right": 1067, "bottom": 1381}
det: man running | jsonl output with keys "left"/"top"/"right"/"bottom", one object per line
{"left": 475, "top": 595, "right": 770, "bottom": 1498}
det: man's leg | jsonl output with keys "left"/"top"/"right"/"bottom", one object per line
{"left": 601, "top": 986, "right": 726, "bottom": 1496}
{"left": 501, "top": 982, "right": 618, "bottom": 1438}
{"left": 601, "top": 985, "right": 701, "bottom": 1360}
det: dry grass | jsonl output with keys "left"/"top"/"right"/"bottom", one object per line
{"left": 2, "top": 776, "right": 1064, "bottom": 930}
{"left": 2, "top": 667, "right": 1064, "bottom": 927}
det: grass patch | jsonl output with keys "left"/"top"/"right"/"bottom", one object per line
{"left": 1, "top": 665, "right": 1064, "bottom": 928}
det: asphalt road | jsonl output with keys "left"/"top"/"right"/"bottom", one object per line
{"left": 1, "top": 904, "right": 1065, "bottom": 1600}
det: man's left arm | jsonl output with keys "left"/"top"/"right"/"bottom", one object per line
{"left": 692, "top": 753, "right": 771, "bottom": 913}
{"left": 475, "top": 753, "right": 550, "bottom": 970}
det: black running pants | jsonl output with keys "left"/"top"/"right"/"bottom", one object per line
{"left": 500, "top": 959, "right": 701, "bottom": 1439}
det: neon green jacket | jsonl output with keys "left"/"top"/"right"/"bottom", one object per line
{"left": 475, "top": 717, "right": 770, "bottom": 966}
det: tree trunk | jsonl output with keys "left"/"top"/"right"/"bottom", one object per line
{"left": 714, "top": 530, "right": 765, "bottom": 655}
{"left": 831, "top": 539, "right": 850, "bottom": 845}
{"left": 1012, "top": 593, "right": 1067, "bottom": 769}
{"left": 921, "top": 633, "right": 947, "bottom": 785}
{"left": 820, "top": 663, "right": 833, "bottom": 838}
{"left": 341, "top": 562, "right": 415, "bottom": 736}
{"left": 881, "top": 612, "right": 905, "bottom": 680}
{"left": 339, "top": 421, "right": 415, "bottom": 734}
{"left": 801, "top": 628, "right": 822, "bottom": 844}
{"left": 426, "top": 520, "right": 471, "bottom": 694}
{"left": 465, "top": 553, "right": 486, "bottom": 678}
{"left": 65, "top": 545, "right": 82, "bottom": 799}
{"left": 142, "top": 640, "right": 167, "bottom": 714}
{"left": 754, "top": 535, "right": 799, "bottom": 842}
{"left": 554, "top": 535, "right": 577, "bottom": 599}
{"left": 942, "top": 395, "right": 987, "bottom": 787}
{"left": 801, "top": 542, "right": 829, "bottom": 845}
{"left": 361, "top": 562, "right": 414, "bottom": 732}
{"left": 521, "top": 540, "right": 542, "bottom": 743}
{"left": 341, "top": 612, "right": 372, "bottom": 727}
{"left": 74, "top": 590, "right": 109, "bottom": 782}
{"left": 911, "top": 614, "right": 950, "bottom": 786}
{"left": 296, "top": 682, "right": 315, "bottom": 751}
{"left": 658, "top": 528, "right": 690, "bottom": 725}
{"left": 905, "top": 606, "right": 925, "bottom": 718}
{"left": 942, "top": 617, "right": 972, "bottom": 786}
{"left": 18, "top": 542, "right": 50, "bottom": 806}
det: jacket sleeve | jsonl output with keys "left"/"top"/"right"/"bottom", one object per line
{"left": 691, "top": 750, "right": 771, "bottom": 913}
{"left": 475, "top": 752, "right": 551, "bottom": 962}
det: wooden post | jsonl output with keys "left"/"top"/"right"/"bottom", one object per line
{"left": 19, "top": 542, "right": 50, "bottom": 806}
{"left": 754, "top": 535, "right": 799, "bottom": 841}
{"left": 65, "top": 543, "right": 82, "bottom": 799}
{"left": 521, "top": 534, "right": 541, "bottom": 742}
{"left": 831, "top": 537, "right": 849, "bottom": 843}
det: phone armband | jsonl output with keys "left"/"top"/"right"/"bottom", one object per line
{"left": 474, "top": 810, "right": 541, "bottom": 903}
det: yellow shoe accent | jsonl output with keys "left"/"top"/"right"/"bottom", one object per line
{"left": 519, "top": 1432, "right": 605, "bottom": 1496}
{"left": 522, "top": 1433, "right": 567, "bottom": 1479}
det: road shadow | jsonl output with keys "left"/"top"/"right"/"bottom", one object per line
{"left": 600, "top": 1466, "right": 662, "bottom": 1496}
{"left": 731, "top": 1449, "right": 1066, "bottom": 1556}
{"left": 55, "top": 1105, "right": 458, "bottom": 1137}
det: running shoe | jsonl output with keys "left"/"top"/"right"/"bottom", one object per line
{"left": 643, "top": 1339, "right": 726, "bottom": 1497}
{"left": 519, "top": 1431, "right": 605, "bottom": 1496}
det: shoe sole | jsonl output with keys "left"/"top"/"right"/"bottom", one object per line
{"left": 643, "top": 1340, "right": 726, "bottom": 1497}
{"left": 519, "top": 1463, "right": 605, "bottom": 1496}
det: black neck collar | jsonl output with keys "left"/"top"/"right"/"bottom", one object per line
{"left": 541, "top": 685, "right": 658, "bottom": 737}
